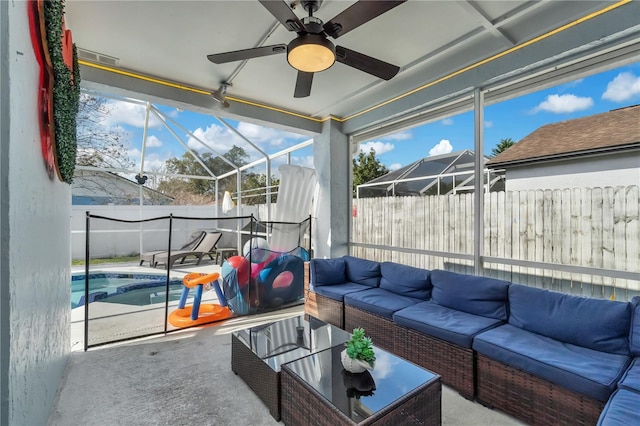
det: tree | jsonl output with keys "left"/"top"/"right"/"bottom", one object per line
{"left": 352, "top": 149, "right": 389, "bottom": 196}
{"left": 241, "top": 172, "right": 280, "bottom": 205}
{"left": 490, "top": 138, "right": 516, "bottom": 158}
{"left": 158, "top": 145, "right": 250, "bottom": 197}
{"left": 73, "top": 94, "right": 137, "bottom": 201}
{"left": 157, "top": 145, "right": 279, "bottom": 205}
{"left": 75, "top": 94, "right": 134, "bottom": 169}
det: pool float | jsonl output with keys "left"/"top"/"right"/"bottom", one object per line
{"left": 168, "top": 272, "right": 233, "bottom": 327}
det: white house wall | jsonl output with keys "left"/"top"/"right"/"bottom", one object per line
{"left": 504, "top": 152, "right": 640, "bottom": 191}
{"left": 2, "top": 2, "right": 71, "bottom": 425}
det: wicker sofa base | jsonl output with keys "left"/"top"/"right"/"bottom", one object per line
{"left": 395, "top": 325, "right": 476, "bottom": 400}
{"left": 281, "top": 362, "right": 441, "bottom": 425}
{"left": 345, "top": 304, "right": 396, "bottom": 352}
{"left": 476, "top": 354, "right": 605, "bottom": 425}
{"left": 304, "top": 290, "right": 344, "bottom": 328}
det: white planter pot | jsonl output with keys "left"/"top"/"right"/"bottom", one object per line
{"left": 341, "top": 349, "right": 374, "bottom": 374}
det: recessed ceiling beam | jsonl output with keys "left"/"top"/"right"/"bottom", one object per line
{"left": 79, "top": 63, "right": 323, "bottom": 136}
{"left": 456, "top": 1, "right": 516, "bottom": 47}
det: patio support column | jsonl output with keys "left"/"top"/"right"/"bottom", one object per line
{"left": 473, "top": 88, "right": 485, "bottom": 275}
{"left": 314, "top": 118, "right": 350, "bottom": 258}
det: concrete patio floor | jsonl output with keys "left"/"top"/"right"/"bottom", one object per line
{"left": 51, "top": 302, "right": 524, "bottom": 425}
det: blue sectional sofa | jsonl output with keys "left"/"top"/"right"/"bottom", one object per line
{"left": 597, "top": 297, "right": 640, "bottom": 425}
{"left": 304, "top": 256, "right": 639, "bottom": 425}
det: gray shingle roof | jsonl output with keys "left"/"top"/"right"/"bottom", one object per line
{"left": 487, "top": 104, "right": 640, "bottom": 167}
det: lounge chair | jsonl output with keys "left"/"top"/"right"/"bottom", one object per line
{"left": 139, "top": 231, "right": 206, "bottom": 267}
{"left": 154, "top": 231, "right": 223, "bottom": 269}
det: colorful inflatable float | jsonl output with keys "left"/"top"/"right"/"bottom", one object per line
{"left": 168, "top": 272, "right": 233, "bottom": 327}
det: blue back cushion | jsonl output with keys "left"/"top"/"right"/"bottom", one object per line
{"left": 379, "top": 262, "right": 431, "bottom": 299}
{"left": 508, "top": 284, "right": 631, "bottom": 355}
{"left": 630, "top": 296, "right": 640, "bottom": 356}
{"left": 431, "top": 270, "right": 510, "bottom": 320}
{"left": 344, "top": 256, "right": 380, "bottom": 287}
{"left": 310, "top": 258, "right": 345, "bottom": 286}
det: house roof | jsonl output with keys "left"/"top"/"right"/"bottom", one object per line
{"left": 487, "top": 104, "right": 640, "bottom": 167}
{"left": 72, "top": 170, "right": 175, "bottom": 204}
{"left": 359, "top": 150, "right": 503, "bottom": 197}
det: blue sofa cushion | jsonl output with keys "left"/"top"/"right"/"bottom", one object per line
{"left": 393, "top": 301, "right": 504, "bottom": 348}
{"left": 508, "top": 284, "right": 632, "bottom": 355}
{"left": 379, "top": 262, "right": 432, "bottom": 299}
{"left": 597, "top": 389, "right": 640, "bottom": 426}
{"left": 310, "top": 258, "right": 346, "bottom": 286}
{"left": 344, "top": 256, "right": 380, "bottom": 287}
{"left": 630, "top": 296, "right": 640, "bottom": 356}
{"left": 473, "top": 324, "right": 630, "bottom": 402}
{"left": 313, "top": 282, "right": 371, "bottom": 302}
{"left": 430, "top": 270, "right": 510, "bottom": 320}
{"left": 618, "top": 357, "right": 640, "bottom": 393}
{"left": 345, "top": 288, "right": 423, "bottom": 319}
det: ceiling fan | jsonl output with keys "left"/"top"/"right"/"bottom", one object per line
{"left": 207, "top": 0, "right": 406, "bottom": 98}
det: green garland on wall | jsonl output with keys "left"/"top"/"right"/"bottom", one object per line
{"left": 43, "top": 0, "right": 80, "bottom": 184}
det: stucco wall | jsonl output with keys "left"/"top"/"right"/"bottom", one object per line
{"left": 504, "top": 152, "right": 640, "bottom": 191}
{"left": 4, "top": 2, "right": 71, "bottom": 425}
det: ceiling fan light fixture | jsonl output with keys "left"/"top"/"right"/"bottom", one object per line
{"left": 287, "top": 34, "right": 335, "bottom": 73}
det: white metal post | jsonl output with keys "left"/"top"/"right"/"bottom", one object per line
{"left": 473, "top": 89, "right": 485, "bottom": 275}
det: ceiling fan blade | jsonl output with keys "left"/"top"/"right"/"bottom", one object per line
{"left": 259, "top": 0, "right": 305, "bottom": 32}
{"left": 323, "top": 0, "right": 407, "bottom": 39}
{"left": 335, "top": 46, "right": 399, "bottom": 80}
{"left": 294, "top": 71, "right": 313, "bottom": 98}
{"left": 207, "top": 44, "right": 287, "bottom": 64}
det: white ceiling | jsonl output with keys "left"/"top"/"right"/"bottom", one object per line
{"left": 66, "top": 0, "right": 640, "bottom": 134}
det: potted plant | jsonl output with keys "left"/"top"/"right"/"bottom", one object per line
{"left": 341, "top": 327, "right": 376, "bottom": 373}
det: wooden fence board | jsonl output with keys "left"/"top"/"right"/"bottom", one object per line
{"left": 350, "top": 186, "right": 639, "bottom": 299}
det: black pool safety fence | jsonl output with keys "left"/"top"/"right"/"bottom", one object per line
{"left": 80, "top": 212, "right": 312, "bottom": 350}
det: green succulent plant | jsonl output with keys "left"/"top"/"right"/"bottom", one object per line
{"left": 345, "top": 327, "right": 376, "bottom": 367}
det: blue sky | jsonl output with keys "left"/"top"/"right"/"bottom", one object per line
{"left": 366, "top": 62, "right": 639, "bottom": 171}
{"left": 98, "top": 62, "right": 639, "bottom": 176}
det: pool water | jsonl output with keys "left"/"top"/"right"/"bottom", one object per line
{"left": 71, "top": 273, "right": 184, "bottom": 308}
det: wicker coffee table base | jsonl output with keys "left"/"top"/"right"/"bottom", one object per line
{"left": 281, "top": 364, "right": 442, "bottom": 425}
{"left": 231, "top": 334, "right": 282, "bottom": 420}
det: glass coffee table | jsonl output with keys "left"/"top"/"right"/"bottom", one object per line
{"left": 281, "top": 344, "right": 441, "bottom": 425}
{"left": 231, "top": 314, "right": 352, "bottom": 420}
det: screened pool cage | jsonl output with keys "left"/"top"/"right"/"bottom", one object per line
{"left": 79, "top": 213, "right": 312, "bottom": 350}
{"left": 75, "top": 88, "right": 314, "bottom": 220}
{"left": 356, "top": 150, "right": 505, "bottom": 198}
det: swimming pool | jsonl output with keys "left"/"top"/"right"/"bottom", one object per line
{"left": 71, "top": 273, "right": 184, "bottom": 308}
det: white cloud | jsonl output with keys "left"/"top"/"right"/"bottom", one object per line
{"left": 145, "top": 135, "right": 163, "bottom": 148}
{"left": 236, "top": 122, "right": 306, "bottom": 147}
{"left": 429, "top": 139, "right": 453, "bottom": 156}
{"left": 442, "top": 118, "right": 454, "bottom": 126}
{"left": 102, "top": 100, "right": 163, "bottom": 128}
{"left": 128, "top": 149, "right": 173, "bottom": 172}
{"left": 484, "top": 121, "right": 493, "bottom": 128}
{"left": 371, "top": 351, "right": 395, "bottom": 380}
{"left": 381, "top": 130, "right": 412, "bottom": 141}
{"left": 532, "top": 94, "right": 593, "bottom": 114}
{"left": 167, "top": 108, "right": 181, "bottom": 118}
{"left": 290, "top": 155, "right": 315, "bottom": 169}
{"left": 602, "top": 72, "right": 640, "bottom": 102}
{"left": 187, "top": 123, "right": 242, "bottom": 152}
{"left": 360, "top": 141, "right": 395, "bottom": 155}
{"left": 388, "top": 163, "right": 402, "bottom": 171}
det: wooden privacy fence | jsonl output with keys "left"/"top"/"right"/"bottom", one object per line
{"left": 352, "top": 185, "right": 639, "bottom": 300}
